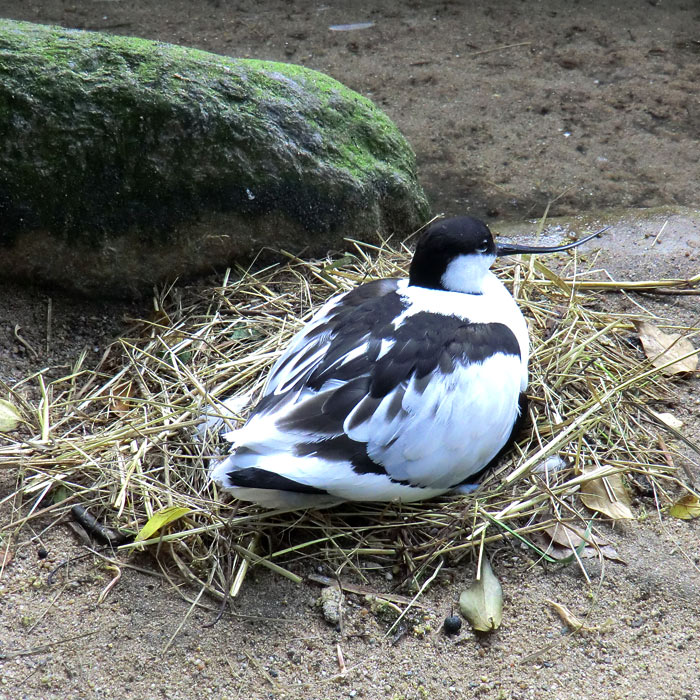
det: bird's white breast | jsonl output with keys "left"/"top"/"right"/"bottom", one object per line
{"left": 396, "top": 272, "right": 530, "bottom": 390}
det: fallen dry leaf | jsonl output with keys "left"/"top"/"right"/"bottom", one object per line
{"left": 669, "top": 493, "right": 700, "bottom": 520}
{"left": 0, "top": 398, "right": 22, "bottom": 432}
{"left": 459, "top": 555, "right": 503, "bottom": 632}
{"left": 0, "top": 547, "right": 15, "bottom": 567}
{"left": 540, "top": 522, "right": 624, "bottom": 563}
{"left": 547, "top": 600, "right": 584, "bottom": 631}
{"left": 634, "top": 321, "right": 699, "bottom": 375}
{"left": 580, "top": 471, "right": 634, "bottom": 520}
{"left": 545, "top": 521, "right": 590, "bottom": 549}
{"left": 110, "top": 380, "right": 135, "bottom": 415}
{"left": 648, "top": 409, "right": 684, "bottom": 431}
{"left": 592, "top": 544, "right": 626, "bottom": 563}
{"left": 547, "top": 600, "right": 612, "bottom": 634}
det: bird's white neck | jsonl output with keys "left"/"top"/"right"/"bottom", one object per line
{"left": 440, "top": 254, "right": 496, "bottom": 295}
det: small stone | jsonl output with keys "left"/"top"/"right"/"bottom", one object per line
{"left": 318, "top": 586, "right": 343, "bottom": 625}
{"left": 443, "top": 615, "right": 462, "bottom": 635}
{"left": 37, "top": 547, "right": 49, "bottom": 559}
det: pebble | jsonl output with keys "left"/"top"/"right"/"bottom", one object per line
{"left": 318, "top": 586, "right": 342, "bottom": 625}
{"left": 443, "top": 615, "right": 462, "bottom": 635}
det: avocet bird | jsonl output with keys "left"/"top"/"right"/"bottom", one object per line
{"left": 211, "top": 217, "right": 603, "bottom": 509}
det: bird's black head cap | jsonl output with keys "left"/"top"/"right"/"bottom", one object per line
{"left": 408, "top": 216, "right": 496, "bottom": 291}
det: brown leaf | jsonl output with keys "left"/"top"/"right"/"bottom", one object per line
{"left": 0, "top": 547, "right": 15, "bottom": 567}
{"left": 580, "top": 470, "right": 634, "bottom": 520}
{"left": 545, "top": 522, "right": 591, "bottom": 549}
{"left": 110, "top": 380, "right": 135, "bottom": 415}
{"left": 634, "top": 321, "right": 699, "bottom": 375}
{"left": 595, "top": 545, "right": 626, "bottom": 563}
{"left": 539, "top": 523, "right": 624, "bottom": 563}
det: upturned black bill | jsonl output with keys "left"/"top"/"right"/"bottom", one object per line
{"left": 496, "top": 226, "right": 610, "bottom": 256}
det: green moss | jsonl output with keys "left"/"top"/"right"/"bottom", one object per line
{"left": 0, "top": 19, "right": 429, "bottom": 265}
{"left": 0, "top": 20, "right": 419, "bottom": 186}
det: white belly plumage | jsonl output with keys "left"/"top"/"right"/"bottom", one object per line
{"left": 348, "top": 354, "right": 521, "bottom": 488}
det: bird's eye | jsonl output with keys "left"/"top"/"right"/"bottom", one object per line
{"left": 476, "top": 240, "right": 489, "bottom": 253}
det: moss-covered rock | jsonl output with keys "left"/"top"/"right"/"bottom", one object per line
{"left": 0, "top": 20, "right": 429, "bottom": 296}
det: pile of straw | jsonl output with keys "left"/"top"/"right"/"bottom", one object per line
{"left": 2, "top": 231, "right": 698, "bottom": 604}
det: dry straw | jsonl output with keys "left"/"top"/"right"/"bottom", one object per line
{"left": 1, "top": 230, "right": 699, "bottom": 605}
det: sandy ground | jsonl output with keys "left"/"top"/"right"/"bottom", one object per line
{"left": 1, "top": 2, "right": 700, "bottom": 699}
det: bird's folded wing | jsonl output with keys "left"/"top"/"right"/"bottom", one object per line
{"left": 250, "top": 308, "right": 522, "bottom": 488}
{"left": 262, "top": 277, "right": 404, "bottom": 398}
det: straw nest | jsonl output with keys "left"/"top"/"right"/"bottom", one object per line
{"left": 2, "top": 228, "right": 699, "bottom": 607}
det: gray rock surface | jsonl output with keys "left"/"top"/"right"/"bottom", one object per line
{"left": 0, "top": 20, "right": 429, "bottom": 297}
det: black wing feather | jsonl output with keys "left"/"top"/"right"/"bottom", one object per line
{"left": 368, "top": 312, "right": 520, "bottom": 399}
{"left": 273, "top": 300, "right": 520, "bottom": 437}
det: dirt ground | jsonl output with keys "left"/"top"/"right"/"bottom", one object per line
{"left": 1, "top": 2, "right": 700, "bottom": 699}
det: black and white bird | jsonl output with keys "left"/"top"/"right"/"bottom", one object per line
{"left": 210, "top": 216, "right": 602, "bottom": 509}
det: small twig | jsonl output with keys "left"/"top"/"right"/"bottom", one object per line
{"left": 230, "top": 540, "right": 302, "bottom": 585}
{"left": 657, "top": 435, "right": 675, "bottom": 469}
{"left": 572, "top": 272, "right": 700, "bottom": 292}
{"left": 13, "top": 325, "right": 39, "bottom": 359}
{"left": 647, "top": 219, "right": 668, "bottom": 248}
{"left": 47, "top": 551, "right": 94, "bottom": 585}
{"left": 45, "top": 297, "right": 52, "bottom": 355}
{"left": 172, "top": 72, "right": 197, "bottom": 83}
{"left": 71, "top": 505, "right": 132, "bottom": 546}
{"left": 307, "top": 573, "right": 427, "bottom": 608}
{"left": 96, "top": 564, "right": 122, "bottom": 604}
{"left": 163, "top": 584, "right": 207, "bottom": 655}
{"left": 637, "top": 403, "right": 698, "bottom": 485}
{"left": 0, "top": 630, "right": 99, "bottom": 660}
{"left": 384, "top": 560, "right": 443, "bottom": 639}
{"left": 203, "top": 548, "right": 236, "bottom": 628}
{"left": 244, "top": 651, "right": 281, "bottom": 691}
{"left": 336, "top": 643, "right": 348, "bottom": 677}
{"left": 471, "top": 41, "right": 531, "bottom": 57}
{"left": 26, "top": 582, "right": 68, "bottom": 634}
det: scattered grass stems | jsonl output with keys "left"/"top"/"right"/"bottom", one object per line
{"left": 1, "top": 235, "right": 699, "bottom": 610}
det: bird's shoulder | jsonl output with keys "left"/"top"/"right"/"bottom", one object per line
{"left": 366, "top": 305, "right": 521, "bottom": 400}
{"left": 310, "top": 277, "right": 406, "bottom": 335}
{"left": 260, "top": 278, "right": 405, "bottom": 399}
{"left": 263, "top": 277, "right": 521, "bottom": 409}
